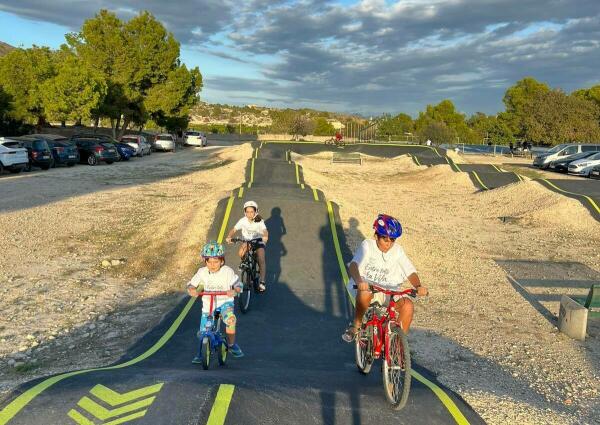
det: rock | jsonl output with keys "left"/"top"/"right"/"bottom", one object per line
{"left": 13, "top": 362, "right": 24, "bottom": 368}
{"left": 7, "top": 359, "right": 15, "bottom": 366}
{"left": 81, "top": 333, "right": 90, "bottom": 338}
{"left": 99, "top": 315, "right": 106, "bottom": 321}
{"left": 68, "top": 344, "right": 75, "bottom": 350}
{"left": 110, "top": 259, "right": 120, "bottom": 266}
{"left": 101, "top": 260, "right": 111, "bottom": 268}
{"left": 26, "top": 334, "right": 35, "bottom": 340}
{"left": 106, "top": 331, "right": 120, "bottom": 339}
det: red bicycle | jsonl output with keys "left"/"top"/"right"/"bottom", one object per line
{"left": 355, "top": 284, "right": 416, "bottom": 409}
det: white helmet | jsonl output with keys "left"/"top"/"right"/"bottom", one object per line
{"left": 243, "top": 200, "right": 258, "bottom": 212}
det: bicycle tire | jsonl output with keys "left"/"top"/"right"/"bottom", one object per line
{"left": 355, "top": 324, "right": 374, "bottom": 374}
{"left": 382, "top": 324, "right": 411, "bottom": 409}
{"left": 217, "top": 341, "right": 228, "bottom": 366}
{"left": 238, "top": 269, "right": 252, "bottom": 313}
{"left": 201, "top": 336, "right": 211, "bottom": 370}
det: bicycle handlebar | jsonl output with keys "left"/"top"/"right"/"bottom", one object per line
{"left": 195, "top": 291, "right": 230, "bottom": 296}
{"left": 353, "top": 283, "right": 416, "bottom": 297}
{"left": 230, "top": 237, "right": 263, "bottom": 243}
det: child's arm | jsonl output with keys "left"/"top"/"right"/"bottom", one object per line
{"left": 225, "top": 227, "right": 236, "bottom": 243}
{"left": 186, "top": 270, "right": 205, "bottom": 297}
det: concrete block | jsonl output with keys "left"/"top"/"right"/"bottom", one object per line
{"left": 558, "top": 295, "right": 588, "bottom": 341}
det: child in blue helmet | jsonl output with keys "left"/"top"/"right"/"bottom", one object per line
{"left": 187, "top": 241, "right": 244, "bottom": 359}
{"left": 342, "top": 214, "right": 428, "bottom": 342}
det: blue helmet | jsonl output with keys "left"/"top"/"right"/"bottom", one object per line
{"left": 201, "top": 241, "right": 225, "bottom": 258}
{"left": 373, "top": 214, "right": 402, "bottom": 239}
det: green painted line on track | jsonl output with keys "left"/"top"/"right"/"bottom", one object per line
{"left": 471, "top": 172, "right": 489, "bottom": 190}
{"left": 206, "top": 384, "right": 235, "bottom": 425}
{"left": 325, "top": 200, "right": 471, "bottom": 425}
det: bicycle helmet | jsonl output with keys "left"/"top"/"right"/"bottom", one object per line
{"left": 373, "top": 214, "right": 402, "bottom": 239}
{"left": 243, "top": 200, "right": 258, "bottom": 212}
{"left": 201, "top": 241, "right": 225, "bottom": 258}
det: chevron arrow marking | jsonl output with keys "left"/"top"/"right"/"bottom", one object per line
{"left": 77, "top": 395, "right": 156, "bottom": 420}
{"left": 89, "top": 383, "right": 163, "bottom": 406}
{"left": 68, "top": 408, "right": 147, "bottom": 425}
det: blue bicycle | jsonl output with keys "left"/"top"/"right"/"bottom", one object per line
{"left": 194, "top": 291, "right": 229, "bottom": 370}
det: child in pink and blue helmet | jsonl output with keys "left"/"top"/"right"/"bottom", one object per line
{"left": 342, "top": 214, "right": 428, "bottom": 342}
{"left": 187, "top": 241, "right": 244, "bottom": 359}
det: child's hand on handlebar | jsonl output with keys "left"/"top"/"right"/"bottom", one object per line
{"left": 227, "top": 289, "right": 236, "bottom": 297}
{"left": 416, "top": 286, "right": 429, "bottom": 297}
{"left": 356, "top": 280, "right": 370, "bottom": 292}
{"left": 225, "top": 237, "right": 232, "bottom": 244}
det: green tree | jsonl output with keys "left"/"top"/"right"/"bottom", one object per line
{"left": 417, "top": 121, "right": 455, "bottom": 145}
{"left": 313, "top": 117, "right": 335, "bottom": 136}
{"left": 502, "top": 77, "right": 550, "bottom": 137}
{"left": 41, "top": 49, "right": 107, "bottom": 124}
{"left": 487, "top": 119, "right": 513, "bottom": 145}
{"left": 522, "top": 89, "right": 600, "bottom": 145}
{"left": 290, "top": 114, "right": 315, "bottom": 138}
{"left": 68, "top": 10, "right": 190, "bottom": 138}
{"left": 0, "top": 46, "right": 55, "bottom": 126}
{"left": 377, "top": 113, "right": 413, "bottom": 139}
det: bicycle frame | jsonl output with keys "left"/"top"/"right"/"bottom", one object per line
{"left": 361, "top": 286, "right": 415, "bottom": 361}
{"left": 196, "top": 291, "right": 229, "bottom": 346}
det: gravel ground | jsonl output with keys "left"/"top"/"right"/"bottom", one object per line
{"left": 294, "top": 151, "right": 599, "bottom": 425}
{"left": 0, "top": 143, "right": 252, "bottom": 396}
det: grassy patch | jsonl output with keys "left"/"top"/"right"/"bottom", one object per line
{"left": 14, "top": 362, "right": 40, "bottom": 373}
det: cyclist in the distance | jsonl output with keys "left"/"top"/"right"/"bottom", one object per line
{"left": 342, "top": 214, "right": 428, "bottom": 342}
{"left": 226, "top": 200, "right": 269, "bottom": 292}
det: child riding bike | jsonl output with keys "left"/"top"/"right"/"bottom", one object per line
{"left": 187, "top": 241, "right": 244, "bottom": 359}
{"left": 226, "top": 200, "right": 269, "bottom": 292}
{"left": 342, "top": 214, "right": 428, "bottom": 342}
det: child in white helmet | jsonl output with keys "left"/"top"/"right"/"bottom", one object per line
{"left": 187, "top": 241, "right": 244, "bottom": 360}
{"left": 226, "top": 200, "right": 269, "bottom": 292}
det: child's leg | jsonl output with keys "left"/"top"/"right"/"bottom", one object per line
{"left": 238, "top": 243, "right": 248, "bottom": 259}
{"left": 256, "top": 247, "right": 266, "bottom": 283}
{"left": 222, "top": 302, "right": 237, "bottom": 345}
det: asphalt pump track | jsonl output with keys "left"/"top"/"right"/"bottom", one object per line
{"left": 0, "top": 142, "right": 486, "bottom": 424}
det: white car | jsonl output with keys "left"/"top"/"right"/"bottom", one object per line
{"left": 184, "top": 131, "right": 207, "bottom": 147}
{"left": 154, "top": 134, "right": 176, "bottom": 152}
{"left": 0, "top": 137, "right": 28, "bottom": 174}
{"left": 568, "top": 152, "right": 600, "bottom": 176}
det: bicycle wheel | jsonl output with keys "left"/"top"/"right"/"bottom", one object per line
{"left": 217, "top": 341, "right": 228, "bottom": 366}
{"left": 238, "top": 269, "right": 252, "bottom": 313}
{"left": 382, "top": 324, "right": 411, "bottom": 409}
{"left": 355, "top": 324, "right": 374, "bottom": 374}
{"left": 201, "top": 336, "right": 211, "bottom": 370}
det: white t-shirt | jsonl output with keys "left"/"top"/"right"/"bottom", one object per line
{"left": 187, "top": 265, "right": 240, "bottom": 312}
{"left": 348, "top": 239, "right": 417, "bottom": 291}
{"left": 234, "top": 217, "right": 267, "bottom": 241}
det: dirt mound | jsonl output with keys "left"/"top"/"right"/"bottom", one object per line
{"left": 476, "top": 180, "right": 596, "bottom": 234}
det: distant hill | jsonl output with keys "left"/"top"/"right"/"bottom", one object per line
{"left": 190, "top": 102, "right": 364, "bottom": 128}
{"left": 0, "top": 41, "right": 14, "bottom": 56}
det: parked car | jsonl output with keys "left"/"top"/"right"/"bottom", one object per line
{"left": 22, "top": 134, "right": 79, "bottom": 167}
{"left": 184, "top": 131, "right": 207, "bottom": 147}
{"left": 0, "top": 137, "right": 28, "bottom": 174}
{"left": 154, "top": 134, "right": 176, "bottom": 152}
{"left": 73, "top": 138, "right": 119, "bottom": 165}
{"left": 590, "top": 164, "right": 600, "bottom": 180}
{"left": 533, "top": 143, "right": 600, "bottom": 169}
{"left": 120, "top": 135, "right": 151, "bottom": 156}
{"left": 568, "top": 152, "right": 600, "bottom": 177}
{"left": 548, "top": 151, "right": 597, "bottom": 173}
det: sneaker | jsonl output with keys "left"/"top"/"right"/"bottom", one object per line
{"left": 228, "top": 343, "right": 244, "bottom": 358}
{"left": 258, "top": 281, "right": 266, "bottom": 292}
{"left": 191, "top": 356, "right": 202, "bottom": 364}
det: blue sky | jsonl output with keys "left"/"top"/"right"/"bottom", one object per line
{"left": 0, "top": 1, "right": 599, "bottom": 117}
